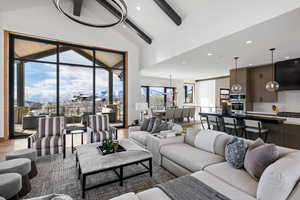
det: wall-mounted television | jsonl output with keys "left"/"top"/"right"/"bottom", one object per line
{"left": 275, "top": 58, "right": 300, "bottom": 91}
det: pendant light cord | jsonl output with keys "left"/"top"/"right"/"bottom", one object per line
{"left": 270, "top": 48, "right": 275, "bottom": 81}
{"left": 234, "top": 57, "right": 239, "bottom": 84}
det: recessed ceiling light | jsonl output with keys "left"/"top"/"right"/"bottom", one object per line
{"left": 246, "top": 40, "right": 253, "bottom": 44}
{"left": 249, "top": 64, "right": 253, "bottom": 66}
{"left": 285, "top": 56, "right": 290, "bottom": 59}
{"left": 122, "top": 24, "right": 127, "bottom": 28}
{"left": 207, "top": 53, "right": 213, "bottom": 56}
{"left": 136, "top": 6, "right": 141, "bottom": 11}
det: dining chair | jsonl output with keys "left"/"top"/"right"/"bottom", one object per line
{"left": 163, "top": 109, "right": 175, "bottom": 122}
{"left": 182, "top": 108, "right": 190, "bottom": 122}
{"left": 188, "top": 107, "right": 196, "bottom": 123}
{"left": 174, "top": 108, "right": 183, "bottom": 122}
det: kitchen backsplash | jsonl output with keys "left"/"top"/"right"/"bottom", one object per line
{"left": 253, "top": 90, "right": 300, "bottom": 112}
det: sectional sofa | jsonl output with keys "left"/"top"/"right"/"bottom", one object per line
{"left": 128, "top": 122, "right": 183, "bottom": 149}
{"left": 113, "top": 129, "right": 300, "bottom": 200}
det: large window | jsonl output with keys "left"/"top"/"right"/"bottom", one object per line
{"left": 141, "top": 86, "right": 175, "bottom": 109}
{"left": 10, "top": 34, "right": 126, "bottom": 137}
{"left": 184, "top": 84, "right": 194, "bottom": 104}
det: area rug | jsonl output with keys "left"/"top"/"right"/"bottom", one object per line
{"left": 23, "top": 151, "right": 175, "bottom": 200}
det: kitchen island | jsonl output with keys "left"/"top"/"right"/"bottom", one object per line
{"left": 199, "top": 112, "right": 286, "bottom": 124}
{"left": 199, "top": 112, "right": 300, "bottom": 150}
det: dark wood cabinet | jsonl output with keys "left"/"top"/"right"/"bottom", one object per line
{"left": 230, "top": 65, "right": 277, "bottom": 109}
{"left": 230, "top": 68, "right": 253, "bottom": 110}
{"left": 249, "top": 65, "right": 278, "bottom": 103}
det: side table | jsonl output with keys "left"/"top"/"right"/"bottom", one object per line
{"left": 146, "top": 134, "right": 184, "bottom": 165}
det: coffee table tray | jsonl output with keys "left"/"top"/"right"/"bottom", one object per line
{"left": 97, "top": 145, "right": 126, "bottom": 155}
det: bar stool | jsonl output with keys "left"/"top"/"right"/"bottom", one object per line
{"left": 207, "top": 115, "right": 220, "bottom": 131}
{"left": 199, "top": 114, "right": 208, "bottom": 129}
{"left": 223, "top": 117, "right": 243, "bottom": 136}
{"left": 244, "top": 119, "right": 270, "bottom": 142}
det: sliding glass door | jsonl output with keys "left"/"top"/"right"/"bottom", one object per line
{"left": 9, "top": 34, "right": 126, "bottom": 138}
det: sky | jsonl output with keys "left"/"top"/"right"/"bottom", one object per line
{"left": 21, "top": 50, "right": 123, "bottom": 104}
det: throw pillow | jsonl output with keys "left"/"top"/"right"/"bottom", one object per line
{"left": 146, "top": 117, "right": 156, "bottom": 132}
{"left": 141, "top": 118, "right": 151, "bottom": 131}
{"left": 244, "top": 138, "right": 279, "bottom": 180}
{"left": 151, "top": 118, "right": 162, "bottom": 133}
{"left": 225, "top": 137, "right": 248, "bottom": 169}
{"left": 159, "top": 121, "right": 169, "bottom": 132}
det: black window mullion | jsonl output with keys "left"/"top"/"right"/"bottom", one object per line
{"left": 93, "top": 50, "right": 96, "bottom": 114}
{"left": 56, "top": 44, "right": 60, "bottom": 116}
{"left": 164, "top": 88, "right": 167, "bottom": 108}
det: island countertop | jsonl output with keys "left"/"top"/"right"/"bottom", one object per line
{"left": 199, "top": 112, "right": 287, "bottom": 124}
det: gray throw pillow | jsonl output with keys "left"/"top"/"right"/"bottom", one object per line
{"left": 141, "top": 118, "right": 151, "bottom": 131}
{"left": 146, "top": 117, "right": 156, "bottom": 132}
{"left": 244, "top": 138, "right": 279, "bottom": 180}
{"left": 159, "top": 121, "right": 169, "bottom": 132}
{"left": 225, "top": 137, "right": 248, "bottom": 169}
{"left": 151, "top": 119, "right": 162, "bottom": 133}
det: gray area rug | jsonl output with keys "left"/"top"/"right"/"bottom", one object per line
{"left": 23, "top": 151, "right": 175, "bottom": 200}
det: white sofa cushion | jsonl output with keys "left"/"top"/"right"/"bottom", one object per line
{"left": 137, "top": 188, "right": 171, "bottom": 200}
{"left": 129, "top": 131, "right": 149, "bottom": 145}
{"left": 111, "top": 192, "right": 140, "bottom": 200}
{"left": 191, "top": 171, "right": 256, "bottom": 200}
{"left": 160, "top": 143, "right": 224, "bottom": 172}
{"left": 204, "top": 162, "right": 258, "bottom": 197}
{"left": 194, "top": 130, "right": 220, "bottom": 153}
{"left": 287, "top": 181, "right": 300, "bottom": 200}
{"left": 257, "top": 152, "right": 300, "bottom": 200}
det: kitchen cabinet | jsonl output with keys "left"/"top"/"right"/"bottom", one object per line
{"left": 230, "top": 68, "right": 253, "bottom": 110}
{"left": 249, "top": 65, "right": 278, "bottom": 103}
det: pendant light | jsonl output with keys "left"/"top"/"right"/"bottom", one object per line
{"left": 231, "top": 57, "right": 242, "bottom": 93}
{"left": 266, "top": 48, "right": 280, "bottom": 92}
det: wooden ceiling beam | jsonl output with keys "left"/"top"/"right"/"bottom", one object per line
{"left": 96, "top": 0, "right": 152, "bottom": 45}
{"left": 73, "top": 0, "right": 83, "bottom": 16}
{"left": 153, "top": 0, "right": 182, "bottom": 26}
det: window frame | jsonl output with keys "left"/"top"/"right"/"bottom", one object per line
{"left": 141, "top": 86, "right": 175, "bottom": 108}
{"left": 184, "top": 83, "right": 195, "bottom": 104}
{"left": 9, "top": 33, "right": 127, "bottom": 138}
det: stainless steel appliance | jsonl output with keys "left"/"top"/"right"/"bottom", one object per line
{"left": 230, "top": 94, "right": 246, "bottom": 113}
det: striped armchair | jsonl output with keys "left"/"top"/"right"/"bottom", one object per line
{"left": 87, "top": 115, "right": 118, "bottom": 143}
{"left": 28, "top": 116, "right": 66, "bottom": 158}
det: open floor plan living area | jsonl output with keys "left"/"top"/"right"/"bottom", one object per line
{"left": 2, "top": 0, "right": 300, "bottom": 200}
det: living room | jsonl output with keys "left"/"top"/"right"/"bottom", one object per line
{"left": 1, "top": 1, "right": 300, "bottom": 200}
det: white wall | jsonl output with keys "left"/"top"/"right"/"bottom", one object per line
{"left": 140, "top": 76, "right": 185, "bottom": 108}
{"left": 196, "top": 80, "right": 216, "bottom": 109}
{"left": 0, "top": 3, "right": 142, "bottom": 137}
{"left": 254, "top": 90, "right": 300, "bottom": 112}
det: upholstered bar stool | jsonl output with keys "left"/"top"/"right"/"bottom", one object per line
{"left": 6, "top": 149, "right": 38, "bottom": 178}
{"left": 207, "top": 115, "right": 220, "bottom": 131}
{"left": 244, "top": 119, "right": 270, "bottom": 142}
{"left": 223, "top": 117, "right": 243, "bottom": 136}
{"left": 0, "top": 158, "right": 32, "bottom": 196}
{"left": 0, "top": 173, "right": 22, "bottom": 200}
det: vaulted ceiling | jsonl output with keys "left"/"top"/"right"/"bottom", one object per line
{"left": 1, "top": 0, "right": 300, "bottom": 80}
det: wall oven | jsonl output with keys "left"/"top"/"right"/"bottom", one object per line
{"left": 230, "top": 93, "right": 246, "bottom": 113}
{"left": 231, "top": 102, "right": 245, "bottom": 113}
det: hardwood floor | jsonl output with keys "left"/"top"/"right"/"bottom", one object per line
{"left": 0, "top": 128, "right": 128, "bottom": 161}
